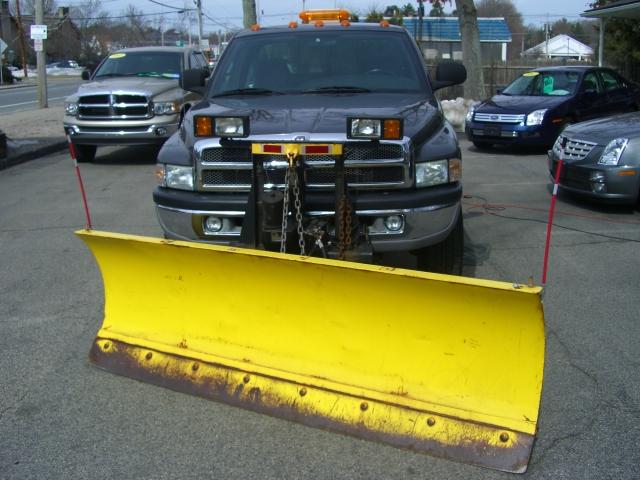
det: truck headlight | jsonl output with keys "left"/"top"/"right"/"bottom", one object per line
{"left": 215, "top": 117, "right": 245, "bottom": 137}
{"left": 65, "top": 102, "right": 79, "bottom": 116}
{"left": 526, "top": 109, "right": 547, "bottom": 126}
{"left": 348, "top": 118, "right": 402, "bottom": 140}
{"left": 415, "top": 160, "right": 447, "bottom": 187}
{"left": 598, "top": 138, "right": 628, "bottom": 166}
{"left": 162, "top": 164, "right": 194, "bottom": 190}
{"left": 153, "top": 101, "right": 179, "bottom": 115}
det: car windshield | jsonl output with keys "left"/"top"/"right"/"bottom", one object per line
{"left": 208, "top": 30, "right": 426, "bottom": 96}
{"left": 502, "top": 71, "right": 580, "bottom": 96}
{"left": 94, "top": 52, "right": 182, "bottom": 79}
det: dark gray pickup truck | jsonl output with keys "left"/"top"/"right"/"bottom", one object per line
{"left": 153, "top": 15, "right": 467, "bottom": 273}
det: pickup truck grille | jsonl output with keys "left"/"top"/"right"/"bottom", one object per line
{"left": 78, "top": 94, "right": 152, "bottom": 120}
{"left": 198, "top": 142, "right": 408, "bottom": 192}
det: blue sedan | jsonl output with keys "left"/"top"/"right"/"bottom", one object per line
{"left": 465, "top": 66, "right": 640, "bottom": 148}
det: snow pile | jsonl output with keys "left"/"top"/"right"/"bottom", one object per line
{"left": 441, "top": 97, "right": 479, "bottom": 132}
{"left": 46, "top": 67, "right": 84, "bottom": 76}
{"left": 11, "top": 68, "right": 83, "bottom": 78}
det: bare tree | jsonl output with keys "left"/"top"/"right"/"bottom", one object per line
{"left": 454, "top": 0, "right": 485, "bottom": 99}
{"left": 476, "top": 0, "right": 524, "bottom": 59}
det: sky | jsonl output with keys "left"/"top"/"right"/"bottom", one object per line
{"left": 68, "top": 0, "right": 597, "bottom": 33}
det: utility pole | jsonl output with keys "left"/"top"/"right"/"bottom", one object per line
{"left": 242, "top": 0, "right": 257, "bottom": 29}
{"left": 15, "top": 0, "right": 28, "bottom": 79}
{"left": 417, "top": 0, "right": 424, "bottom": 48}
{"left": 196, "top": 0, "right": 203, "bottom": 47}
{"left": 36, "top": 0, "right": 47, "bottom": 108}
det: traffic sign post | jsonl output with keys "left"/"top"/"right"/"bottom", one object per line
{"left": 30, "top": 25, "right": 48, "bottom": 40}
{"left": 0, "top": 37, "right": 7, "bottom": 85}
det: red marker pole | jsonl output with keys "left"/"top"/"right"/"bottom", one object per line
{"left": 67, "top": 135, "right": 93, "bottom": 230}
{"left": 542, "top": 138, "right": 566, "bottom": 285}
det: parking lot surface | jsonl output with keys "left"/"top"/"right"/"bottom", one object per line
{"left": 1, "top": 140, "right": 639, "bottom": 479}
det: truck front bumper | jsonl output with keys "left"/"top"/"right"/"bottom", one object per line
{"left": 63, "top": 116, "right": 180, "bottom": 146}
{"left": 153, "top": 184, "right": 462, "bottom": 252}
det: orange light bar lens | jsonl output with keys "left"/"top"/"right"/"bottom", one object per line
{"left": 383, "top": 119, "right": 402, "bottom": 139}
{"left": 380, "top": 20, "right": 390, "bottom": 28}
{"left": 250, "top": 24, "right": 260, "bottom": 31}
{"left": 195, "top": 116, "right": 213, "bottom": 137}
{"left": 288, "top": 21, "right": 298, "bottom": 28}
{"left": 299, "top": 9, "right": 350, "bottom": 23}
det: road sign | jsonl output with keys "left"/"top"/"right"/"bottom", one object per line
{"left": 0, "top": 37, "right": 7, "bottom": 55}
{"left": 34, "top": 39, "right": 43, "bottom": 52}
{"left": 30, "top": 25, "right": 48, "bottom": 40}
{"left": 199, "top": 39, "right": 210, "bottom": 49}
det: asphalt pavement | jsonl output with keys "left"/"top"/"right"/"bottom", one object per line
{"left": 1, "top": 140, "right": 639, "bottom": 479}
{"left": 0, "top": 80, "right": 68, "bottom": 169}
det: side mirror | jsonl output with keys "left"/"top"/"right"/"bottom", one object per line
{"left": 81, "top": 70, "right": 90, "bottom": 81}
{"left": 181, "top": 68, "right": 207, "bottom": 94}
{"left": 431, "top": 60, "right": 467, "bottom": 91}
{"left": 496, "top": 88, "right": 503, "bottom": 95}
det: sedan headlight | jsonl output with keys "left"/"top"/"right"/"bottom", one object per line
{"left": 65, "top": 102, "right": 79, "bottom": 116}
{"left": 416, "top": 159, "right": 460, "bottom": 188}
{"left": 526, "top": 109, "right": 547, "bottom": 126}
{"left": 465, "top": 106, "right": 475, "bottom": 122}
{"left": 159, "top": 164, "right": 194, "bottom": 190}
{"left": 153, "top": 101, "right": 179, "bottom": 115}
{"left": 598, "top": 138, "right": 628, "bottom": 166}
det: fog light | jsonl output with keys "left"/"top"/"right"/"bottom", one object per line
{"left": 155, "top": 127, "right": 167, "bottom": 136}
{"left": 590, "top": 171, "right": 606, "bottom": 193}
{"left": 384, "top": 215, "right": 403, "bottom": 232}
{"left": 204, "top": 216, "right": 223, "bottom": 233}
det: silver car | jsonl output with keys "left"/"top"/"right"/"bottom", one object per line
{"left": 548, "top": 112, "right": 640, "bottom": 205}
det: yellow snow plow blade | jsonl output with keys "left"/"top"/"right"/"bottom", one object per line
{"left": 77, "top": 230, "right": 545, "bottom": 473}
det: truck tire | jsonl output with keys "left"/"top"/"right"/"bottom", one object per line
{"left": 74, "top": 145, "right": 97, "bottom": 163}
{"left": 415, "top": 209, "right": 463, "bottom": 275}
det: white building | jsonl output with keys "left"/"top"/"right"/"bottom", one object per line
{"left": 522, "top": 34, "right": 594, "bottom": 61}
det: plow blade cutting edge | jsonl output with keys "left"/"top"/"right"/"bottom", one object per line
{"left": 77, "top": 230, "right": 545, "bottom": 473}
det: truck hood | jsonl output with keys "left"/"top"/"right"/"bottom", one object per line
{"left": 187, "top": 93, "right": 441, "bottom": 141}
{"left": 563, "top": 112, "right": 640, "bottom": 145}
{"left": 73, "top": 76, "right": 179, "bottom": 98}
{"left": 476, "top": 94, "right": 569, "bottom": 115}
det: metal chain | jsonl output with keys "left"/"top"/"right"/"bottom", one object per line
{"left": 280, "top": 167, "right": 291, "bottom": 253}
{"left": 292, "top": 169, "right": 306, "bottom": 256}
{"left": 337, "top": 197, "right": 346, "bottom": 260}
{"left": 344, "top": 201, "right": 352, "bottom": 249}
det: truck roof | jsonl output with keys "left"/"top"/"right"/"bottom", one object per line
{"left": 234, "top": 22, "right": 407, "bottom": 38}
{"left": 113, "top": 46, "right": 198, "bottom": 54}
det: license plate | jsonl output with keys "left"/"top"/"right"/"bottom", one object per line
{"left": 484, "top": 126, "right": 501, "bottom": 137}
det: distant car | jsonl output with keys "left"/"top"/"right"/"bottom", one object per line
{"left": 547, "top": 112, "right": 640, "bottom": 205}
{"left": 466, "top": 66, "right": 640, "bottom": 148}
{"left": 48, "top": 60, "right": 79, "bottom": 69}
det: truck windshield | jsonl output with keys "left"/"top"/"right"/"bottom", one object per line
{"left": 502, "top": 71, "right": 580, "bottom": 96}
{"left": 209, "top": 30, "right": 427, "bottom": 96}
{"left": 94, "top": 52, "right": 182, "bottom": 79}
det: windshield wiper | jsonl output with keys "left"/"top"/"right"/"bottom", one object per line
{"left": 211, "top": 88, "right": 282, "bottom": 98}
{"left": 303, "top": 86, "right": 371, "bottom": 94}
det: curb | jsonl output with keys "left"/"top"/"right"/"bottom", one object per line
{"left": 0, "top": 139, "right": 68, "bottom": 170}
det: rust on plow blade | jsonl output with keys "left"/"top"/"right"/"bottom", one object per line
{"left": 78, "top": 230, "right": 545, "bottom": 473}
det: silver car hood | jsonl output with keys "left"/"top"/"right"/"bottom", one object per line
{"left": 564, "top": 112, "right": 640, "bottom": 145}
{"left": 74, "top": 76, "right": 179, "bottom": 98}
